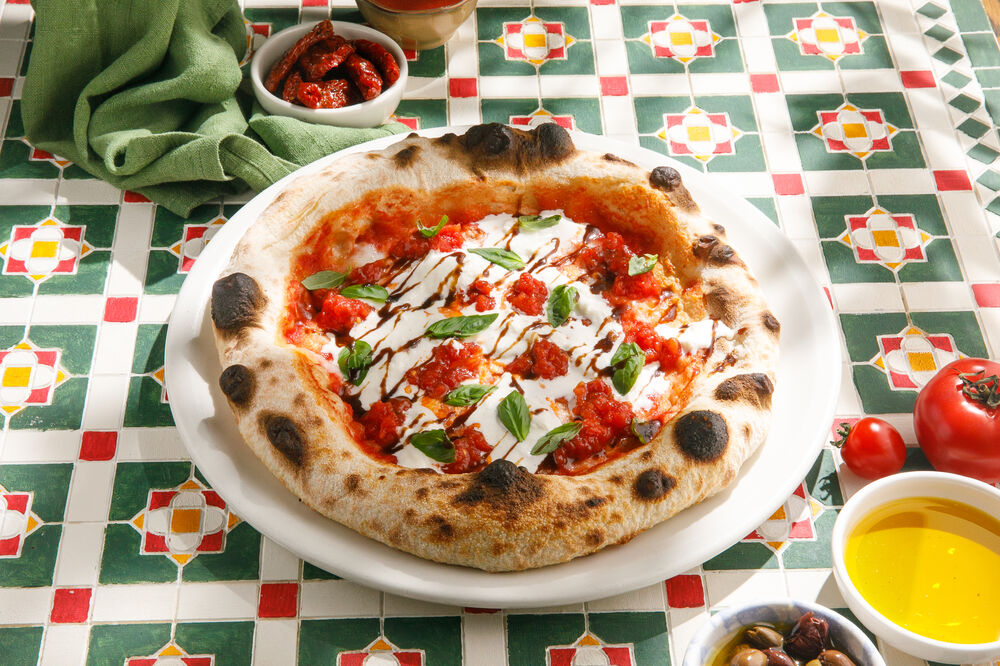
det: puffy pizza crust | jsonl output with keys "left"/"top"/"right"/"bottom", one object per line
{"left": 211, "top": 124, "right": 780, "bottom": 571}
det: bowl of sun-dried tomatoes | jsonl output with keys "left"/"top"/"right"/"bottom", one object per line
{"left": 250, "top": 20, "right": 407, "bottom": 128}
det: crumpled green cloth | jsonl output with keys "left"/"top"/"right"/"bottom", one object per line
{"left": 22, "top": 0, "right": 407, "bottom": 216}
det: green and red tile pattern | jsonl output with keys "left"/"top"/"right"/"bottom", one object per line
{"left": 0, "top": 0, "right": 998, "bottom": 663}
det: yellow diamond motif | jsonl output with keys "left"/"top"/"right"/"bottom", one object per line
{"left": 842, "top": 122, "right": 867, "bottom": 139}
{"left": 577, "top": 633, "right": 602, "bottom": 646}
{"left": 171, "top": 553, "right": 193, "bottom": 565}
{"left": 908, "top": 352, "right": 936, "bottom": 372}
{"left": 687, "top": 125, "right": 711, "bottom": 142}
{"left": 179, "top": 479, "right": 200, "bottom": 491}
{"left": 769, "top": 506, "right": 786, "bottom": 521}
{"left": 160, "top": 645, "right": 184, "bottom": 657}
{"left": 30, "top": 241, "right": 58, "bottom": 259}
{"left": 369, "top": 638, "right": 393, "bottom": 651}
{"left": 871, "top": 230, "right": 900, "bottom": 247}
{"left": 815, "top": 28, "right": 840, "bottom": 42}
{"left": 2, "top": 366, "right": 31, "bottom": 388}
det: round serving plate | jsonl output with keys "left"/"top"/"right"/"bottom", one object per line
{"left": 164, "top": 127, "right": 841, "bottom": 608}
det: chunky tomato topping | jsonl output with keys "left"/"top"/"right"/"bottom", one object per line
{"left": 442, "top": 426, "right": 492, "bottom": 474}
{"left": 507, "top": 273, "right": 548, "bottom": 315}
{"left": 359, "top": 398, "right": 410, "bottom": 451}
{"left": 315, "top": 293, "right": 373, "bottom": 334}
{"left": 553, "top": 380, "right": 634, "bottom": 469}
{"left": 408, "top": 342, "right": 482, "bottom": 398}
{"left": 612, "top": 271, "right": 661, "bottom": 301}
{"left": 507, "top": 339, "right": 569, "bottom": 379}
{"left": 624, "top": 320, "right": 681, "bottom": 370}
{"left": 578, "top": 231, "right": 630, "bottom": 275}
{"left": 431, "top": 225, "right": 464, "bottom": 252}
{"left": 349, "top": 259, "right": 389, "bottom": 285}
{"left": 456, "top": 279, "right": 495, "bottom": 312}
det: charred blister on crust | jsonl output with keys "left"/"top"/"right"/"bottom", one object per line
{"left": 692, "top": 235, "right": 739, "bottom": 265}
{"left": 344, "top": 474, "right": 362, "bottom": 494}
{"left": 211, "top": 272, "right": 265, "bottom": 334}
{"left": 456, "top": 123, "right": 575, "bottom": 173}
{"left": 762, "top": 311, "right": 780, "bottom": 334}
{"left": 705, "top": 286, "right": 737, "bottom": 325}
{"left": 425, "top": 514, "right": 455, "bottom": 542}
{"left": 454, "top": 459, "right": 543, "bottom": 518}
{"left": 392, "top": 144, "right": 420, "bottom": 167}
{"left": 261, "top": 413, "right": 307, "bottom": 467}
{"left": 603, "top": 153, "right": 637, "bottom": 167}
{"left": 649, "top": 166, "right": 682, "bottom": 191}
{"left": 714, "top": 373, "right": 775, "bottom": 408}
{"left": 219, "top": 364, "right": 254, "bottom": 406}
{"left": 585, "top": 530, "right": 604, "bottom": 547}
{"left": 633, "top": 469, "right": 677, "bottom": 501}
{"left": 675, "top": 410, "right": 729, "bottom": 462}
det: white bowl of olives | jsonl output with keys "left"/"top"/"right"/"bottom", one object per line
{"left": 682, "top": 599, "right": 885, "bottom": 666}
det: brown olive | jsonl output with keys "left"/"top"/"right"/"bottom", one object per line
{"left": 816, "top": 650, "right": 858, "bottom": 666}
{"left": 745, "top": 625, "right": 784, "bottom": 650}
{"left": 762, "top": 648, "right": 796, "bottom": 666}
{"left": 785, "top": 612, "right": 829, "bottom": 661}
{"left": 729, "top": 647, "right": 768, "bottom": 666}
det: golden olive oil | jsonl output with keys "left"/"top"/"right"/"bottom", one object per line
{"left": 845, "top": 496, "right": 1000, "bottom": 643}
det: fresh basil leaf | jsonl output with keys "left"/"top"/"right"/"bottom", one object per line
{"left": 301, "top": 270, "right": 347, "bottom": 290}
{"left": 443, "top": 384, "right": 496, "bottom": 407}
{"left": 628, "top": 254, "right": 658, "bottom": 276}
{"left": 531, "top": 421, "right": 583, "bottom": 456}
{"left": 340, "top": 284, "right": 389, "bottom": 302}
{"left": 610, "top": 342, "right": 645, "bottom": 395}
{"left": 546, "top": 285, "right": 578, "bottom": 328}
{"left": 425, "top": 313, "right": 498, "bottom": 339}
{"left": 518, "top": 214, "right": 561, "bottom": 231}
{"left": 498, "top": 391, "right": 530, "bottom": 441}
{"left": 409, "top": 429, "right": 455, "bottom": 463}
{"left": 469, "top": 247, "right": 526, "bottom": 271}
{"left": 417, "top": 214, "right": 448, "bottom": 239}
{"left": 631, "top": 418, "right": 661, "bottom": 445}
{"left": 337, "top": 340, "right": 373, "bottom": 386}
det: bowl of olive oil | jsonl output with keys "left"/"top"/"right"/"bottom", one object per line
{"left": 832, "top": 471, "right": 1000, "bottom": 664}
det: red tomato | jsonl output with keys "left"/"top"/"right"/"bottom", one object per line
{"left": 913, "top": 358, "right": 1000, "bottom": 484}
{"left": 834, "top": 418, "right": 906, "bottom": 480}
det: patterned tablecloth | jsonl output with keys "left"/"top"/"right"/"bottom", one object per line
{"left": 0, "top": 0, "right": 999, "bottom": 663}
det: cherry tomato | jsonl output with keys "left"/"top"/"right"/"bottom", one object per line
{"left": 833, "top": 417, "right": 906, "bottom": 480}
{"left": 913, "top": 358, "right": 1000, "bottom": 484}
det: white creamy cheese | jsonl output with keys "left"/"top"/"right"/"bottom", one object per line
{"left": 326, "top": 211, "right": 738, "bottom": 472}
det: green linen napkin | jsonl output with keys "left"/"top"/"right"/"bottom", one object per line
{"left": 21, "top": 0, "right": 408, "bottom": 217}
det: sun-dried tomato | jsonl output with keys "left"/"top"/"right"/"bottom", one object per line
{"left": 442, "top": 426, "right": 492, "bottom": 474}
{"left": 360, "top": 398, "right": 410, "bottom": 450}
{"left": 282, "top": 71, "right": 303, "bottom": 103}
{"left": 315, "top": 293, "right": 373, "bottom": 334}
{"left": 352, "top": 39, "right": 400, "bottom": 87}
{"left": 265, "top": 20, "right": 335, "bottom": 92}
{"left": 298, "top": 36, "right": 354, "bottom": 81}
{"left": 507, "top": 273, "right": 548, "bottom": 315}
{"left": 296, "top": 79, "right": 351, "bottom": 109}
{"left": 456, "top": 279, "right": 495, "bottom": 313}
{"left": 408, "top": 342, "right": 482, "bottom": 399}
{"left": 344, "top": 53, "right": 382, "bottom": 101}
{"left": 507, "top": 339, "right": 569, "bottom": 380}
{"left": 552, "top": 380, "right": 634, "bottom": 469}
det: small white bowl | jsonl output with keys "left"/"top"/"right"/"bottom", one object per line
{"left": 831, "top": 471, "right": 1000, "bottom": 664}
{"left": 682, "top": 598, "right": 885, "bottom": 666}
{"left": 250, "top": 21, "right": 407, "bottom": 128}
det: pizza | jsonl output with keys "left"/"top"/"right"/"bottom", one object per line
{"left": 210, "top": 123, "right": 779, "bottom": 572}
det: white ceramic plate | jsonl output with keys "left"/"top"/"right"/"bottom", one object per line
{"left": 164, "top": 128, "right": 841, "bottom": 608}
